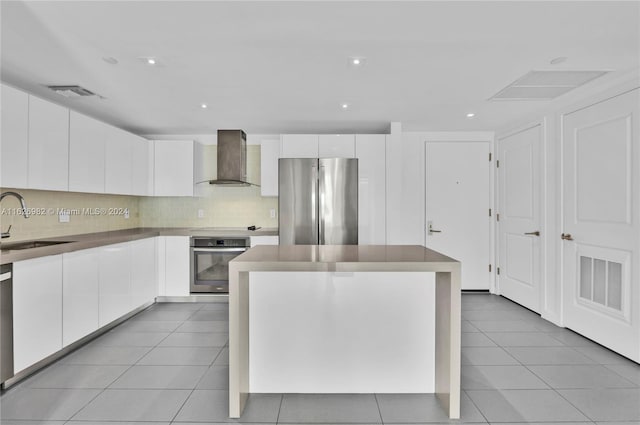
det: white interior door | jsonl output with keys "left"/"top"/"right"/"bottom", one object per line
{"left": 497, "top": 125, "right": 541, "bottom": 312}
{"left": 425, "top": 141, "right": 491, "bottom": 290}
{"left": 562, "top": 88, "right": 639, "bottom": 362}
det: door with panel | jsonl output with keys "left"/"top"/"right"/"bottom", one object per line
{"left": 562, "top": 88, "right": 639, "bottom": 362}
{"left": 497, "top": 125, "right": 542, "bottom": 312}
{"left": 425, "top": 141, "right": 491, "bottom": 290}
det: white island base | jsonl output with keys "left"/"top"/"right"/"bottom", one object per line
{"left": 229, "top": 245, "right": 461, "bottom": 419}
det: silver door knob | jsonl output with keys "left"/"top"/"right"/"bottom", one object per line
{"left": 561, "top": 233, "right": 574, "bottom": 241}
{"left": 428, "top": 221, "right": 442, "bottom": 235}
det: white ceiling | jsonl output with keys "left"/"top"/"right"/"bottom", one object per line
{"left": 1, "top": 1, "right": 638, "bottom": 135}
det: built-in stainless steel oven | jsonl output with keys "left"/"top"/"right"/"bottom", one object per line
{"left": 190, "top": 237, "right": 250, "bottom": 293}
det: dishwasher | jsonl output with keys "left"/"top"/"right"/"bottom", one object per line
{"left": 1, "top": 263, "right": 13, "bottom": 384}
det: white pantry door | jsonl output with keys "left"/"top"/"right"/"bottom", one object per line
{"left": 425, "top": 141, "right": 491, "bottom": 290}
{"left": 562, "top": 88, "right": 639, "bottom": 362}
{"left": 497, "top": 125, "right": 541, "bottom": 312}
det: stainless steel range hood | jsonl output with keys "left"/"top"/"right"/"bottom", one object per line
{"left": 207, "top": 130, "right": 252, "bottom": 186}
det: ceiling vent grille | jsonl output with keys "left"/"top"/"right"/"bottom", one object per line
{"left": 490, "top": 70, "right": 609, "bottom": 101}
{"left": 47, "top": 85, "right": 97, "bottom": 98}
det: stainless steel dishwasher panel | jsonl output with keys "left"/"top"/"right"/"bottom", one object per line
{"left": 1, "top": 263, "right": 14, "bottom": 383}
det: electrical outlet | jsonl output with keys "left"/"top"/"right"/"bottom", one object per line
{"left": 198, "top": 209, "right": 205, "bottom": 219}
{"left": 58, "top": 211, "right": 70, "bottom": 223}
{"left": 124, "top": 209, "right": 130, "bottom": 219}
{"left": 270, "top": 209, "right": 276, "bottom": 219}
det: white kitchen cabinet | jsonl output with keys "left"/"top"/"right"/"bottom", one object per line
{"left": 131, "top": 135, "right": 150, "bottom": 196}
{"left": 153, "top": 140, "right": 194, "bottom": 196}
{"left": 260, "top": 139, "right": 280, "bottom": 196}
{"left": 13, "top": 255, "right": 63, "bottom": 373}
{"left": 99, "top": 242, "right": 132, "bottom": 326}
{"left": 105, "top": 126, "right": 133, "bottom": 195}
{"left": 250, "top": 236, "right": 279, "bottom": 247}
{"left": 68, "top": 111, "right": 106, "bottom": 193}
{"left": 62, "top": 248, "right": 100, "bottom": 346}
{"left": 131, "top": 237, "right": 157, "bottom": 307}
{"left": 319, "top": 135, "right": 355, "bottom": 158}
{"left": 158, "top": 236, "right": 190, "bottom": 296}
{"left": 1, "top": 84, "right": 29, "bottom": 188}
{"left": 28, "top": 95, "right": 69, "bottom": 191}
{"left": 281, "top": 134, "right": 319, "bottom": 158}
{"left": 356, "top": 134, "right": 387, "bottom": 245}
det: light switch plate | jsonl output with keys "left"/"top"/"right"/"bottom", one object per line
{"left": 58, "top": 211, "right": 70, "bottom": 223}
{"left": 198, "top": 209, "right": 205, "bottom": 218}
{"left": 270, "top": 209, "right": 276, "bottom": 219}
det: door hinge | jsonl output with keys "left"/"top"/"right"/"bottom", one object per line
{"left": 489, "top": 264, "right": 492, "bottom": 272}
{"left": 496, "top": 213, "right": 500, "bottom": 221}
{"left": 497, "top": 267, "right": 501, "bottom": 275}
{"left": 496, "top": 159, "right": 500, "bottom": 168}
{"left": 489, "top": 153, "right": 492, "bottom": 161}
{"left": 489, "top": 208, "right": 492, "bottom": 217}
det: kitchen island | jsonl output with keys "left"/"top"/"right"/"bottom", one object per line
{"left": 228, "top": 244, "right": 461, "bottom": 419}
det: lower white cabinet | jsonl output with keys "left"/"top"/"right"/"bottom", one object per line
{"left": 62, "top": 248, "right": 100, "bottom": 346}
{"left": 131, "top": 238, "right": 158, "bottom": 307}
{"left": 13, "top": 255, "right": 63, "bottom": 373}
{"left": 158, "top": 236, "right": 190, "bottom": 296}
{"left": 250, "top": 236, "right": 279, "bottom": 247}
{"left": 99, "top": 242, "right": 132, "bottom": 327}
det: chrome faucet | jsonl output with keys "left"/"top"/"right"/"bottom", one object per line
{"left": 1, "top": 191, "right": 29, "bottom": 239}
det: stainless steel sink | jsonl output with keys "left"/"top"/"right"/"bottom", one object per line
{"left": 0, "top": 240, "right": 73, "bottom": 251}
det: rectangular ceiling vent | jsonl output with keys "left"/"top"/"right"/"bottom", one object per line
{"left": 490, "top": 70, "right": 609, "bottom": 101}
{"left": 47, "top": 85, "right": 97, "bottom": 98}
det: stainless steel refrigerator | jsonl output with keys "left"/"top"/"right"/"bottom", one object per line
{"left": 279, "top": 158, "right": 358, "bottom": 245}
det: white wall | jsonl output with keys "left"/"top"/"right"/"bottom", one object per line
{"left": 496, "top": 71, "right": 640, "bottom": 325}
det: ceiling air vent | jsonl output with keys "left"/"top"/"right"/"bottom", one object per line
{"left": 47, "top": 85, "right": 97, "bottom": 98}
{"left": 490, "top": 70, "right": 609, "bottom": 101}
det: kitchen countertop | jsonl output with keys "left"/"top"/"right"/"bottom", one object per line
{"left": 0, "top": 227, "right": 278, "bottom": 264}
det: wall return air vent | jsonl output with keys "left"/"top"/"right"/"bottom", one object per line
{"left": 490, "top": 70, "right": 609, "bottom": 101}
{"left": 47, "top": 85, "right": 98, "bottom": 98}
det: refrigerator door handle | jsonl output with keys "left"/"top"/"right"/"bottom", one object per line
{"left": 312, "top": 164, "right": 318, "bottom": 244}
{"left": 318, "top": 164, "right": 325, "bottom": 245}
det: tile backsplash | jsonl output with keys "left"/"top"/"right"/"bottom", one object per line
{"left": 0, "top": 145, "right": 278, "bottom": 242}
{"left": 0, "top": 189, "right": 141, "bottom": 242}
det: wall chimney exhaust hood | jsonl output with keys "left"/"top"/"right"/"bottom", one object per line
{"left": 205, "top": 130, "right": 254, "bottom": 186}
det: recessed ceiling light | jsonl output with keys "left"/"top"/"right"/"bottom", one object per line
{"left": 200, "top": 103, "right": 208, "bottom": 109}
{"left": 550, "top": 56, "right": 568, "bottom": 65}
{"left": 341, "top": 103, "right": 350, "bottom": 109}
{"left": 102, "top": 56, "right": 118, "bottom": 65}
{"left": 147, "top": 58, "right": 156, "bottom": 65}
{"left": 466, "top": 113, "right": 475, "bottom": 118}
{"left": 138, "top": 56, "right": 159, "bottom": 66}
{"left": 348, "top": 57, "right": 366, "bottom": 67}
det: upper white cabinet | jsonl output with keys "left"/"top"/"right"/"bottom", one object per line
{"left": 131, "top": 135, "right": 150, "bottom": 196}
{"left": 69, "top": 111, "right": 106, "bottom": 193}
{"left": 319, "top": 135, "right": 355, "bottom": 158}
{"left": 260, "top": 139, "right": 280, "bottom": 197}
{"left": 13, "top": 255, "right": 63, "bottom": 373}
{"left": 281, "top": 134, "right": 319, "bottom": 158}
{"left": 1, "top": 84, "right": 29, "bottom": 188}
{"left": 62, "top": 247, "right": 100, "bottom": 346}
{"left": 356, "top": 134, "right": 387, "bottom": 245}
{"left": 105, "top": 126, "right": 133, "bottom": 195}
{"left": 28, "top": 96, "right": 69, "bottom": 191}
{"left": 153, "top": 140, "right": 194, "bottom": 196}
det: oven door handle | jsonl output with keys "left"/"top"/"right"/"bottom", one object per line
{"left": 192, "top": 248, "right": 248, "bottom": 253}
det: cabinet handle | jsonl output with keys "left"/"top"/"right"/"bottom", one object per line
{"left": 561, "top": 233, "right": 574, "bottom": 241}
{"left": 525, "top": 231, "right": 540, "bottom": 236}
